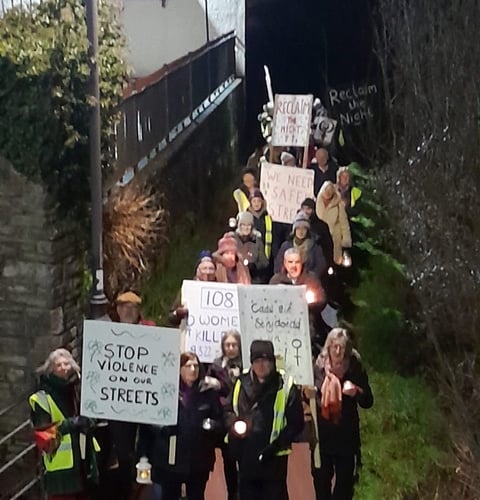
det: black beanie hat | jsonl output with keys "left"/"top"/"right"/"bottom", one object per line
{"left": 250, "top": 340, "right": 275, "bottom": 363}
{"left": 300, "top": 198, "right": 315, "bottom": 210}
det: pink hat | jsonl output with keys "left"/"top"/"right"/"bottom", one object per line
{"left": 217, "top": 233, "right": 237, "bottom": 255}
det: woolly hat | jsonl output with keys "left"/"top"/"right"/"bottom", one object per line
{"left": 292, "top": 210, "right": 311, "bottom": 231}
{"left": 217, "top": 233, "right": 237, "bottom": 255}
{"left": 116, "top": 291, "right": 142, "bottom": 305}
{"left": 300, "top": 198, "right": 315, "bottom": 210}
{"left": 237, "top": 211, "right": 254, "bottom": 226}
{"left": 249, "top": 189, "right": 264, "bottom": 201}
{"left": 194, "top": 250, "right": 215, "bottom": 272}
{"left": 280, "top": 152, "right": 296, "bottom": 166}
{"left": 250, "top": 339, "right": 275, "bottom": 363}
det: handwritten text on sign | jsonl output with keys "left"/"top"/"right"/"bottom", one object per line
{"left": 271, "top": 94, "right": 313, "bottom": 147}
{"left": 181, "top": 280, "right": 240, "bottom": 362}
{"left": 260, "top": 162, "right": 314, "bottom": 224}
{"left": 81, "top": 320, "right": 180, "bottom": 425}
{"left": 237, "top": 284, "right": 313, "bottom": 385}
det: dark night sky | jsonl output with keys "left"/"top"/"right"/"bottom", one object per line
{"left": 246, "top": 0, "right": 375, "bottom": 146}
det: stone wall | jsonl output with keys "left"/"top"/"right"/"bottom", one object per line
{"left": 0, "top": 157, "right": 84, "bottom": 428}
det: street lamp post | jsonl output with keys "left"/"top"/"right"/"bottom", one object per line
{"left": 85, "top": 0, "right": 108, "bottom": 318}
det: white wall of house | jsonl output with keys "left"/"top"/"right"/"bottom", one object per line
{"left": 121, "top": 0, "right": 245, "bottom": 78}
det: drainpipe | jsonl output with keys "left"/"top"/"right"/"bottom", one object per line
{"left": 85, "top": 0, "right": 108, "bottom": 318}
{"left": 205, "top": 0, "right": 210, "bottom": 43}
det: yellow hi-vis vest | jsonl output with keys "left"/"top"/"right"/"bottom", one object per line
{"left": 230, "top": 373, "right": 295, "bottom": 456}
{"left": 29, "top": 390, "right": 99, "bottom": 472}
{"left": 351, "top": 187, "right": 362, "bottom": 207}
{"left": 264, "top": 215, "right": 273, "bottom": 259}
{"left": 233, "top": 189, "right": 250, "bottom": 213}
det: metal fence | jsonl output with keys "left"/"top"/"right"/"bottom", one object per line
{"left": 0, "top": 0, "right": 40, "bottom": 16}
{"left": 111, "top": 32, "right": 236, "bottom": 187}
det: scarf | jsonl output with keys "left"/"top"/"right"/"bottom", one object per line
{"left": 320, "top": 357, "right": 348, "bottom": 424}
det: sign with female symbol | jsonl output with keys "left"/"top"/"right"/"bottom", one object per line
{"left": 237, "top": 284, "right": 313, "bottom": 385}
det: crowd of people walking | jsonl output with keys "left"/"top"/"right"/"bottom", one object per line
{"left": 29, "top": 142, "right": 373, "bottom": 500}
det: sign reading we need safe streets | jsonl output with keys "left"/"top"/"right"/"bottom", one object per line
{"left": 81, "top": 320, "right": 180, "bottom": 425}
{"left": 260, "top": 162, "right": 314, "bottom": 224}
{"left": 181, "top": 280, "right": 240, "bottom": 363}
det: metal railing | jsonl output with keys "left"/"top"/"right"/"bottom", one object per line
{"left": 0, "top": 0, "right": 41, "bottom": 16}
{"left": 0, "top": 394, "right": 43, "bottom": 500}
{"left": 110, "top": 31, "right": 237, "bottom": 188}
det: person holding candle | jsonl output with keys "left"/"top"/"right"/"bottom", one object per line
{"left": 224, "top": 340, "right": 304, "bottom": 500}
{"left": 309, "top": 328, "right": 373, "bottom": 500}
{"left": 137, "top": 352, "right": 223, "bottom": 500}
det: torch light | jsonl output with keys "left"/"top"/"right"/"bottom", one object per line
{"left": 342, "top": 250, "right": 352, "bottom": 268}
{"left": 233, "top": 419, "right": 247, "bottom": 436}
{"left": 305, "top": 289, "right": 316, "bottom": 304}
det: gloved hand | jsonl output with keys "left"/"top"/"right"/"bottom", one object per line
{"left": 257, "top": 443, "right": 276, "bottom": 463}
{"left": 69, "top": 416, "right": 94, "bottom": 433}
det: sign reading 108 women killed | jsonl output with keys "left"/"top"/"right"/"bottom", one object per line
{"left": 271, "top": 94, "right": 314, "bottom": 147}
{"left": 260, "top": 162, "right": 314, "bottom": 224}
{"left": 81, "top": 320, "right": 180, "bottom": 425}
{"left": 181, "top": 280, "right": 240, "bottom": 363}
{"left": 237, "top": 284, "right": 313, "bottom": 385}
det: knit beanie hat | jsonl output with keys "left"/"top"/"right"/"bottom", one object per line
{"left": 249, "top": 189, "right": 264, "bottom": 201}
{"left": 250, "top": 340, "right": 275, "bottom": 363}
{"left": 217, "top": 233, "right": 237, "bottom": 255}
{"left": 237, "top": 211, "right": 254, "bottom": 226}
{"left": 300, "top": 198, "right": 315, "bottom": 210}
{"left": 292, "top": 210, "right": 311, "bottom": 231}
{"left": 194, "top": 250, "right": 214, "bottom": 273}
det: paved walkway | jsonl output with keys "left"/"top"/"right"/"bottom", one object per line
{"left": 139, "top": 443, "right": 315, "bottom": 499}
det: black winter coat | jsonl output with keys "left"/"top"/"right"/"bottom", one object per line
{"left": 138, "top": 380, "right": 223, "bottom": 483}
{"left": 314, "top": 354, "right": 373, "bottom": 456}
{"left": 224, "top": 370, "right": 304, "bottom": 480}
{"left": 274, "top": 237, "right": 327, "bottom": 278}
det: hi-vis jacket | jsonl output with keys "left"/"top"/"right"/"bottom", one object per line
{"left": 29, "top": 391, "right": 99, "bottom": 472}
{"left": 225, "top": 369, "right": 304, "bottom": 479}
{"left": 231, "top": 372, "right": 295, "bottom": 456}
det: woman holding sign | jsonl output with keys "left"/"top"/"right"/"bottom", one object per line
{"left": 310, "top": 328, "right": 373, "bottom": 500}
{"left": 138, "top": 352, "right": 223, "bottom": 500}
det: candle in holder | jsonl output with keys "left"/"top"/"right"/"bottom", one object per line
{"left": 136, "top": 456, "right": 152, "bottom": 484}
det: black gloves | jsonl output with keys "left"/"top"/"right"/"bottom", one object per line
{"left": 258, "top": 443, "right": 276, "bottom": 463}
{"left": 64, "top": 416, "right": 94, "bottom": 434}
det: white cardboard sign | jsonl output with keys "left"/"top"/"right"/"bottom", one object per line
{"left": 260, "top": 162, "right": 314, "bottom": 223}
{"left": 181, "top": 280, "right": 240, "bottom": 363}
{"left": 271, "top": 94, "right": 314, "bottom": 147}
{"left": 81, "top": 320, "right": 180, "bottom": 425}
{"left": 237, "top": 284, "right": 313, "bottom": 385}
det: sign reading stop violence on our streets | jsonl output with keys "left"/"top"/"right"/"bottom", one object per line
{"left": 260, "top": 162, "right": 314, "bottom": 224}
{"left": 271, "top": 94, "right": 314, "bottom": 147}
{"left": 181, "top": 280, "right": 240, "bottom": 363}
{"left": 81, "top": 320, "right": 180, "bottom": 425}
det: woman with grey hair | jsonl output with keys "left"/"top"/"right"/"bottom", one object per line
{"left": 310, "top": 328, "right": 373, "bottom": 500}
{"left": 29, "top": 348, "right": 99, "bottom": 499}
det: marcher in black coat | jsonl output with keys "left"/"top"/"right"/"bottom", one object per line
{"left": 225, "top": 340, "right": 304, "bottom": 500}
{"left": 138, "top": 352, "right": 223, "bottom": 500}
{"left": 311, "top": 328, "right": 373, "bottom": 500}
{"left": 207, "top": 331, "right": 243, "bottom": 500}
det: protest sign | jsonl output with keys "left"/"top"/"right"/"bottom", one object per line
{"left": 271, "top": 94, "right": 313, "bottom": 147}
{"left": 181, "top": 280, "right": 240, "bottom": 363}
{"left": 237, "top": 284, "right": 313, "bottom": 385}
{"left": 81, "top": 320, "right": 180, "bottom": 425}
{"left": 260, "top": 162, "right": 314, "bottom": 224}
{"left": 327, "top": 81, "right": 379, "bottom": 127}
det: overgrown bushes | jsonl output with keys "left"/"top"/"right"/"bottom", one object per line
{"left": 0, "top": 0, "right": 128, "bottom": 222}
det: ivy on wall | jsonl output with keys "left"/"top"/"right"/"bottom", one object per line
{"left": 0, "top": 0, "right": 129, "bottom": 223}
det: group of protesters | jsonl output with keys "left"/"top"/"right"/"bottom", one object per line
{"left": 29, "top": 143, "right": 373, "bottom": 500}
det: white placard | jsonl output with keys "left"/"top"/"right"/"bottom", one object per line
{"left": 237, "top": 285, "right": 313, "bottom": 385}
{"left": 260, "top": 162, "right": 314, "bottom": 224}
{"left": 181, "top": 280, "right": 240, "bottom": 363}
{"left": 81, "top": 320, "right": 180, "bottom": 425}
{"left": 271, "top": 94, "right": 314, "bottom": 147}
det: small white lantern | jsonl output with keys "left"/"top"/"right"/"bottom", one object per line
{"left": 342, "top": 250, "right": 352, "bottom": 268}
{"left": 136, "top": 456, "right": 152, "bottom": 484}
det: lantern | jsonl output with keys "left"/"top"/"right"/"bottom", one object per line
{"left": 341, "top": 250, "right": 352, "bottom": 268}
{"left": 136, "top": 456, "right": 152, "bottom": 484}
{"left": 233, "top": 419, "right": 247, "bottom": 436}
{"left": 305, "top": 289, "right": 316, "bottom": 304}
